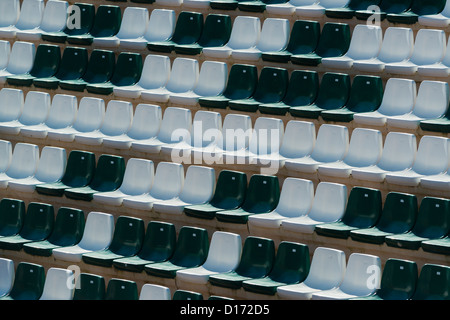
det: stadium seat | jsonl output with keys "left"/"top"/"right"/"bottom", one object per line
{"left": 289, "top": 73, "right": 351, "bottom": 119}
{"left": 0, "top": 0, "right": 44, "bottom": 39}
{"left": 325, "top": 0, "right": 381, "bottom": 18}
{"left": 352, "top": 27, "right": 414, "bottom": 72}
{"left": 0, "top": 89, "right": 23, "bottom": 133}
{"left": 321, "top": 24, "right": 383, "bottom": 70}
{"left": 387, "top": 0, "right": 446, "bottom": 24}
{"left": 0, "top": 140, "right": 11, "bottom": 174}
{"left": 184, "top": 0, "right": 212, "bottom": 8}
{"left": 312, "top": 253, "right": 381, "bottom": 300}
{"left": 52, "top": 211, "right": 114, "bottom": 262}
{"left": 0, "top": 41, "right": 10, "bottom": 71}
{"left": 0, "top": 258, "right": 14, "bottom": 297}
{"left": 139, "top": 284, "right": 171, "bottom": 300}
{"left": 420, "top": 103, "right": 450, "bottom": 133}
{"left": 353, "top": 78, "right": 416, "bottom": 127}
{"left": 73, "top": 273, "right": 106, "bottom": 300}
{"left": 420, "top": 168, "right": 450, "bottom": 192}
{"left": 0, "top": 262, "right": 45, "bottom": 300}
{"left": 290, "top": 22, "right": 351, "bottom": 66}
{"left": 350, "top": 192, "right": 418, "bottom": 245}
{"left": 184, "top": 170, "right": 247, "bottom": 220}
{"left": 0, "top": 202, "right": 54, "bottom": 251}
{"left": 277, "top": 247, "right": 346, "bottom": 300}
{"left": 176, "top": 231, "right": 242, "bottom": 285}
{"left": 172, "top": 290, "right": 203, "bottom": 300}
{"left": 284, "top": 124, "right": 349, "bottom": 174}
{"left": 202, "top": 16, "right": 261, "bottom": 59}
{"left": 354, "top": 0, "right": 413, "bottom": 20}
{"left": 417, "top": 35, "right": 450, "bottom": 78}
{"left": 422, "top": 233, "right": 450, "bottom": 254}
{"left": 385, "top": 197, "right": 450, "bottom": 250}
{"left": 315, "top": 187, "right": 382, "bottom": 239}
{"left": 320, "top": 75, "right": 383, "bottom": 122}
{"left": 6, "top": 44, "right": 61, "bottom": 87}
{"left": 209, "top": 236, "right": 275, "bottom": 289}
{"left": 105, "top": 279, "right": 138, "bottom": 300}
{"left": 411, "top": 264, "right": 450, "bottom": 300}
{"left": 155, "top": 0, "right": 183, "bottom": 6}
{"left": 209, "top": 0, "right": 247, "bottom": 10}
{"left": 16, "top": 0, "right": 68, "bottom": 42}
{"left": 0, "top": 41, "right": 35, "bottom": 84}
{"left": 295, "top": 0, "right": 350, "bottom": 17}
{"left": 122, "top": 162, "right": 184, "bottom": 211}
{"left": 281, "top": 182, "right": 348, "bottom": 234}
{"left": 113, "top": 221, "right": 176, "bottom": 273}
{"left": 66, "top": 5, "right": 121, "bottom": 46}
{"left": 419, "top": 0, "right": 450, "bottom": 26}
{"left": 0, "top": 198, "right": 26, "bottom": 238}
{"left": 0, "top": 143, "right": 40, "bottom": 189}
{"left": 39, "top": 267, "right": 74, "bottom": 300}
{"left": 0, "top": 0, "right": 20, "bottom": 32}
{"left": 144, "top": 226, "right": 209, "bottom": 279}
{"left": 242, "top": 242, "right": 310, "bottom": 295}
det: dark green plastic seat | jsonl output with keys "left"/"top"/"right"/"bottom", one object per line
{"left": 0, "top": 198, "right": 26, "bottom": 238}
{"left": 360, "top": 259, "right": 418, "bottom": 300}
{"left": 411, "top": 264, "right": 450, "bottom": 300}
{"left": 242, "top": 242, "right": 310, "bottom": 295}
{"left": 147, "top": 12, "right": 203, "bottom": 53}
{"left": 385, "top": 197, "right": 450, "bottom": 250}
{"left": 6, "top": 44, "right": 61, "bottom": 87}
{"left": 105, "top": 279, "right": 139, "bottom": 300}
{"left": 113, "top": 221, "right": 176, "bottom": 273}
{"left": 262, "top": 20, "right": 321, "bottom": 64}
{"left": 209, "top": 236, "right": 275, "bottom": 289}
{"left": 315, "top": 187, "right": 382, "bottom": 239}
{"left": 172, "top": 290, "right": 204, "bottom": 300}
{"left": 387, "top": 0, "right": 446, "bottom": 24}
{"left": 73, "top": 273, "right": 106, "bottom": 300}
{"left": 350, "top": 192, "right": 418, "bottom": 245}
{"left": 82, "top": 216, "right": 145, "bottom": 267}
{"left": 259, "top": 70, "right": 319, "bottom": 116}
{"left": 421, "top": 236, "right": 450, "bottom": 255}
{"left": 0, "top": 203, "right": 54, "bottom": 251}
{"left": 42, "top": 3, "right": 96, "bottom": 43}
{"left": 216, "top": 175, "right": 280, "bottom": 224}
{"left": 0, "top": 263, "right": 45, "bottom": 300}
{"left": 210, "top": 0, "right": 246, "bottom": 10}
{"left": 174, "top": 14, "right": 232, "bottom": 55}
{"left": 290, "top": 22, "right": 350, "bottom": 66}
{"left": 59, "top": 49, "right": 115, "bottom": 92}
{"left": 420, "top": 106, "right": 450, "bottom": 133}
{"left": 237, "top": 0, "right": 287, "bottom": 12}
{"left": 228, "top": 67, "right": 289, "bottom": 113}
{"left": 184, "top": 170, "right": 247, "bottom": 220}
{"left": 144, "top": 226, "right": 209, "bottom": 279}
{"left": 36, "top": 150, "right": 96, "bottom": 197}
{"left": 67, "top": 5, "right": 122, "bottom": 45}
{"left": 326, "top": 0, "right": 381, "bottom": 19}
{"left": 23, "top": 207, "right": 85, "bottom": 257}
{"left": 64, "top": 154, "right": 125, "bottom": 201}
{"left": 33, "top": 47, "right": 88, "bottom": 90}
{"left": 86, "top": 52, "right": 143, "bottom": 95}
{"left": 198, "top": 64, "right": 258, "bottom": 109}
{"left": 289, "top": 72, "right": 351, "bottom": 119}
{"left": 355, "top": 0, "right": 412, "bottom": 20}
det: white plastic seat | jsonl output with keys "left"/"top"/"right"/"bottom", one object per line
{"left": 155, "top": 0, "right": 183, "bottom": 6}
{"left": 131, "top": 107, "right": 191, "bottom": 154}
{"left": 39, "top": 268, "right": 74, "bottom": 301}
{"left": 231, "top": 18, "right": 290, "bottom": 62}
{"left": 0, "top": 140, "right": 12, "bottom": 173}
{"left": 0, "top": 0, "right": 44, "bottom": 39}
{"left": 202, "top": 16, "right": 261, "bottom": 59}
{"left": 353, "top": 27, "right": 414, "bottom": 73}
{"left": 384, "top": 29, "right": 447, "bottom": 75}
{"left": 277, "top": 247, "right": 346, "bottom": 300}
{"left": 46, "top": 97, "right": 105, "bottom": 142}
{"left": 281, "top": 182, "right": 347, "bottom": 234}
{"left": 0, "top": 258, "right": 14, "bottom": 297}
{"left": 122, "top": 162, "right": 184, "bottom": 211}
{"left": 295, "top": 0, "right": 349, "bottom": 17}
{"left": 52, "top": 212, "right": 114, "bottom": 263}
{"left": 141, "top": 58, "right": 199, "bottom": 103}
{"left": 139, "top": 284, "right": 171, "bottom": 300}
{"left": 387, "top": 81, "right": 450, "bottom": 130}
{"left": 74, "top": 100, "right": 133, "bottom": 146}
{"left": 94, "top": 7, "right": 149, "bottom": 48}
{"left": 248, "top": 178, "right": 314, "bottom": 229}
{"left": 318, "top": 128, "right": 383, "bottom": 179}
{"left": 152, "top": 166, "right": 215, "bottom": 215}
{"left": 169, "top": 61, "right": 228, "bottom": 106}
{"left": 93, "top": 158, "right": 154, "bottom": 207}
{"left": 8, "top": 146, "right": 66, "bottom": 193}
{"left": 0, "top": 143, "right": 39, "bottom": 189}
{"left": 20, "top": 94, "right": 77, "bottom": 139}
{"left": 0, "top": 0, "right": 20, "bottom": 29}
{"left": 385, "top": 136, "right": 450, "bottom": 187}
{"left": 266, "top": 0, "right": 316, "bottom": 16}
{"left": 102, "top": 104, "right": 162, "bottom": 150}
{"left": 311, "top": 253, "right": 381, "bottom": 300}
{"left": 0, "top": 90, "right": 50, "bottom": 136}
{"left": 183, "top": 0, "right": 211, "bottom": 8}
{"left": 0, "top": 88, "right": 24, "bottom": 125}
{"left": 353, "top": 78, "right": 416, "bottom": 127}
{"left": 351, "top": 132, "right": 417, "bottom": 183}
{"left": 0, "top": 41, "right": 35, "bottom": 84}
{"left": 419, "top": 0, "right": 450, "bottom": 27}
{"left": 0, "top": 41, "right": 10, "bottom": 71}
{"left": 113, "top": 55, "right": 171, "bottom": 99}
{"left": 284, "top": 124, "right": 349, "bottom": 174}
{"left": 175, "top": 231, "right": 242, "bottom": 285}
{"left": 322, "top": 25, "right": 383, "bottom": 70}
{"left": 16, "top": 0, "right": 68, "bottom": 41}
{"left": 420, "top": 169, "right": 450, "bottom": 191}
{"left": 417, "top": 35, "right": 450, "bottom": 77}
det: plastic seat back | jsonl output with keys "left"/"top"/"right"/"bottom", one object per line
{"left": 409, "top": 29, "right": 446, "bottom": 66}
{"left": 379, "top": 0, "right": 413, "bottom": 14}
{"left": 19, "top": 202, "right": 55, "bottom": 242}
{"left": 249, "top": 117, "right": 284, "bottom": 156}
{"left": 88, "top": 154, "right": 125, "bottom": 192}
{"left": 169, "top": 226, "right": 209, "bottom": 268}
{"left": 77, "top": 212, "right": 114, "bottom": 251}
{"left": 105, "top": 279, "right": 138, "bottom": 300}
{"left": 73, "top": 273, "right": 105, "bottom": 300}
{"left": 341, "top": 187, "right": 382, "bottom": 228}
{"left": 173, "top": 290, "right": 203, "bottom": 300}
{"left": 138, "top": 55, "right": 171, "bottom": 90}
{"left": 339, "top": 253, "right": 381, "bottom": 296}
{"left": 377, "top": 132, "right": 417, "bottom": 172}
{"left": 0, "top": 0, "right": 20, "bottom": 28}
{"left": 8, "top": 262, "right": 45, "bottom": 300}
{"left": 6, "top": 143, "right": 39, "bottom": 180}
{"left": 343, "top": 128, "right": 383, "bottom": 168}
{"left": 0, "top": 258, "right": 14, "bottom": 297}
{"left": 39, "top": 0, "right": 68, "bottom": 33}
{"left": 189, "top": 111, "right": 222, "bottom": 149}
{"left": 149, "top": 162, "right": 184, "bottom": 200}
{"left": 198, "top": 14, "right": 232, "bottom": 48}
{"left": 308, "top": 182, "right": 348, "bottom": 223}
{"left": 411, "top": 197, "right": 450, "bottom": 239}
{"left": 139, "top": 284, "right": 171, "bottom": 300}
{"left": 34, "top": 146, "right": 67, "bottom": 183}
{"left": 60, "top": 150, "right": 96, "bottom": 188}
{"left": 310, "top": 125, "right": 349, "bottom": 163}
{"left": 346, "top": 24, "right": 382, "bottom": 60}
{"left": 54, "top": 47, "right": 88, "bottom": 82}
{"left": 193, "top": 61, "right": 228, "bottom": 97}
{"left": 315, "top": 73, "right": 351, "bottom": 111}
{"left": 45, "top": 94, "right": 77, "bottom": 130}
{"left": 137, "top": 221, "right": 176, "bottom": 262}
{"left": 257, "top": 18, "right": 290, "bottom": 52}
{"left": 90, "top": 5, "right": 121, "bottom": 38}
{"left": 377, "top": 27, "right": 414, "bottom": 64}
{"left": 279, "top": 121, "right": 316, "bottom": 159}
{"left": 0, "top": 41, "right": 10, "bottom": 70}
{"left": 218, "top": 114, "right": 252, "bottom": 152}
{"left": 412, "top": 81, "right": 449, "bottom": 120}
{"left": 226, "top": 16, "right": 261, "bottom": 50}
{"left": 375, "top": 192, "right": 418, "bottom": 234}
{"left": 0, "top": 140, "right": 12, "bottom": 173}
{"left": 165, "top": 58, "right": 199, "bottom": 94}
{"left": 0, "top": 88, "right": 24, "bottom": 122}
{"left": 235, "top": 236, "right": 275, "bottom": 278}
{"left": 40, "top": 268, "right": 74, "bottom": 300}
{"left": 119, "top": 158, "right": 154, "bottom": 196}
{"left": 286, "top": 20, "right": 320, "bottom": 55}
{"left": 241, "top": 175, "right": 280, "bottom": 214}
{"left": 108, "top": 216, "right": 145, "bottom": 257}
{"left": 283, "top": 70, "right": 319, "bottom": 107}
{"left": 100, "top": 100, "right": 133, "bottom": 137}
{"left": 411, "top": 136, "right": 449, "bottom": 176}
{"left": 127, "top": 104, "right": 162, "bottom": 141}
{"left": 64, "top": 3, "right": 95, "bottom": 36}
{"left": 72, "top": 97, "right": 105, "bottom": 133}
{"left": 116, "top": 7, "right": 149, "bottom": 40}
{"left": 179, "top": 166, "right": 215, "bottom": 204}
{"left": 110, "top": 52, "right": 143, "bottom": 87}
{"left": 0, "top": 198, "right": 26, "bottom": 237}
{"left": 377, "top": 258, "right": 418, "bottom": 300}
{"left": 267, "top": 242, "right": 310, "bottom": 284}
{"left": 28, "top": 44, "right": 61, "bottom": 79}
{"left": 376, "top": 78, "right": 417, "bottom": 117}
{"left": 144, "top": 9, "right": 175, "bottom": 42}
{"left": 409, "top": 0, "right": 446, "bottom": 15}
{"left": 15, "top": 0, "right": 44, "bottom": 31}
{"left": 18, "top": 91, "right": 51, "bottom": 126}
{"left": 315, "top": 23, "right": 351, "bottom": 58}
{"left": 252, "top": 67, "right": 289, "bottom": 104}
{"left": 412, "top": 264, "right": 450, "bottom": 300}
{"left": 4, "top": 41, "right": 35, "bottom": 75}
{"left": 209, "top": 170, "right": 247, "bottom": 210}
{"left": 275, "top": 178, "right": 314, "bottom": 218}
{"left": 157, "top": 107, "right": 192, "bottom": 145}
{"left": 345, "top": 75, "right": 383, "bottom": 113}
{"left": 222, "top": 64, "right": 258, "bottom": 100}
{"left": 202, "top": 231, "right": 242, "bottom": 273}
{"left": 170, "top": 11, "right": 203, "bottom": 45}
{"left": 46, "top": 207, "right": 85, "bottom": 248}
{"left": 82, "top": 50, "right": 115, "bottom": 84}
